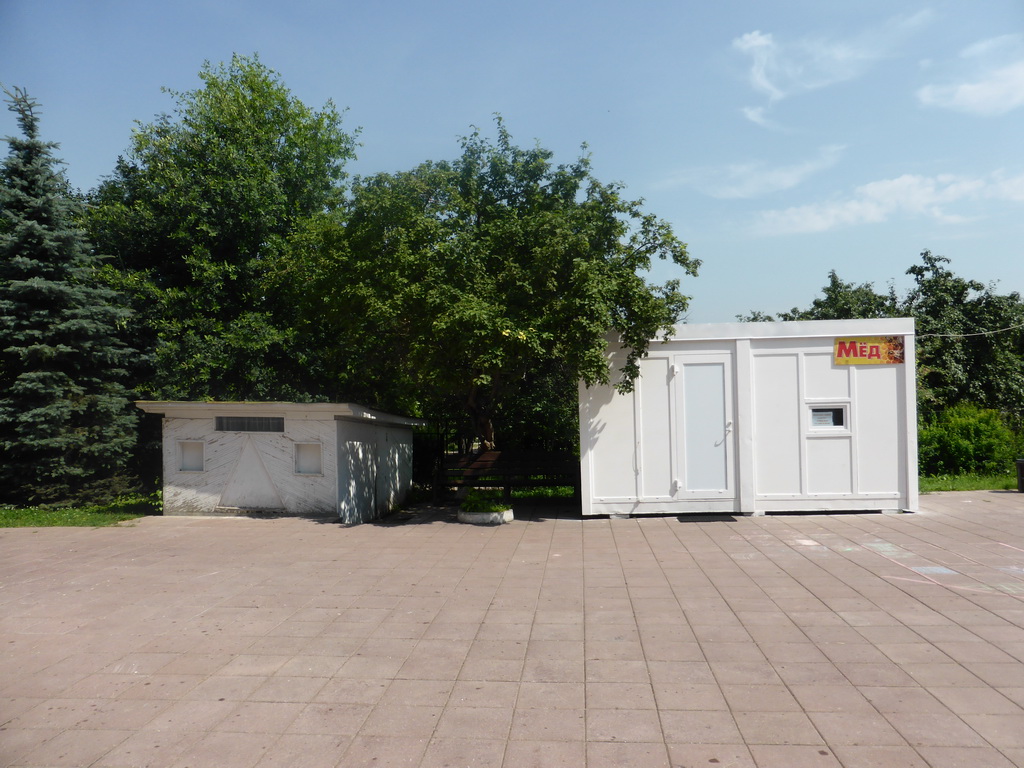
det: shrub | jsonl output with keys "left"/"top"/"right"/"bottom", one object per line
{"left": 919, "top": 403, "right": 1019, "bottom": 476}
{"left": 460, "top": 489, "right": 510, "bottom": 515}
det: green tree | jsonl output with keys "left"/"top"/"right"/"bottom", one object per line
{"left": 87, "top": 54, "right": 358, "bottom": 400}
{"left": 282, "top": 121, "right": 698, "bottom": 449}
{"left": 0, "top": 87, "right": 137, "bottom": 503}
{"left": 904, "top": 251, "right": 1024, "bottom": 423}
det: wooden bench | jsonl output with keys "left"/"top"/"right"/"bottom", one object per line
{"left": 441, "top": 450, "right": 580, "bottom": 501}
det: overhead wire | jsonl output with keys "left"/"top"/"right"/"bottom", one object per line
{"left": 917, "top": 319, "right": 1024, "bottom": 339}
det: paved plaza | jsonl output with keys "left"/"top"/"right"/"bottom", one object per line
{"left": 2, "top": 491, "right": 1024, "bottom": 767}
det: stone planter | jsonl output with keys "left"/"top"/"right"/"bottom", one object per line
{"left": 457, "top": 508, "right": 514, "bottom": 525}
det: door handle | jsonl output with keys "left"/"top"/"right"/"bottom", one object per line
{"left": 715, "top": 421, "right": 733, "bottom": 447}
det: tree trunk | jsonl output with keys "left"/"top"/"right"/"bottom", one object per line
{"left": 465, "top": 385, "right": 497, "bottom": 451}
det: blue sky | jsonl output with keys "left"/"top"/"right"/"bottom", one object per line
{"left": 2, "top": 0, "right": 1023, "bottom": 322}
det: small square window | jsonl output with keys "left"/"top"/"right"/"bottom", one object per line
{"left": 810, "top": 407, "right": 846, "bottom": 428}
{"left": 179, "top": 441, "right": 205, "bottom": 472}
{"left": 294, "top": 443, "right": 323, "bottom": 475}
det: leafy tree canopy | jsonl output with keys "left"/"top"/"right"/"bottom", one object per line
{"left": 0, "top": 87, "right": 137, "bottom": 503}
{"left": 280, "top": 119, "right": 699, "bottom": 448}
{"left": 86, "top": 54, "right": 358, "bottom": 400}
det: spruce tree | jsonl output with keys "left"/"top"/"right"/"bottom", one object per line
{"left": 0, "top": 87, "right": 137, "bottom": 504}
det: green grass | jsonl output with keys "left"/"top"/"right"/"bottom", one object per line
{"left": 920, "top": 473, "right": 1020, "bottom": 492}
{"left": 0, "top": 494, "right": 160, "bottom": 528}
{"left": 510, "top": 486, "right": 577, "bottom": 500}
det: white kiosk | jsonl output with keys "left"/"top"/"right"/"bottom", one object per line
{"left": 579, "top": 319, "right": 917, "bottom": 516}
{"left": 137, "top": 401, "right": 424, "bottom": 523}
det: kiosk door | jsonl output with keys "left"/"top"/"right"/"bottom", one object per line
{"left": 675, "top": 353, "right": 736, "bottom": 501}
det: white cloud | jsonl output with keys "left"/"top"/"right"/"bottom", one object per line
{"left": 734, "top": 11, "right": 932, "bottom": 126}
{"left": 663, "top": 145, "right": 845, "bottom": 198}
{"left": 917, "top": 34, "right": 1024, "bottom": 116}
{"left": 755, "top": 171, "right": 1024, "bottom": 235}
{"left": 961, "top": 34, "right": 1022, "bottom": 60}
{"left": 740, "top": 106, "right": 779, "bottom": 129}
{"left": 733, "top": 31, "right": 786, "bottom": 102}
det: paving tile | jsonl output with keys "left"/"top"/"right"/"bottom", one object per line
{"left": 901, "top": 662, "right": 987, "bottom": 687}
{"left": 521, "top": 657, "right": 585, "bottom": 683}
{"left": 721, "top": 683, "right": 801, "bottom": 712}
{"left": 652, "top": 681, "right": 729, "bottom": 711}
{"left": 218, "top": 655, "right": 292, "bottom": 677}
{"left": 883, "top": 711, "right": 988, "bottom": 747}
{"left": 76, "top": 698, "right": 173, "bottom": 730}
{"left": 336, "top": 735, "right": 428, "bottom": 767}
{"left": 659, "top": 710, "right": 742, "bottom": 744}
{"left": 963, "top": 662, "right": 1024, "bottom": 687}
{"left": 246, "top": 671, "right": 329, "bottom": 704}
{"left": 510, "top": 707, "right": 585, "bottom": 741}
{"left": 251, "top": 733, "right": 350, "bottom": 768}
{"left": 757, "top": 642, "right": 828, "bottom": 663}
{"left": 733, "top": 711, "right": 824, "bottom": 745}
{"left": 434, "top": 705, "right": 513, "bottom": 740}
{"left": 710, "top": 660, "right": 784, "bottom": 685}
{"left": 458, "top": 657, "right": 524, "bottom": 682}
{"left": 184, "top": 674, "right": 268, "bottom": 701}
{"left": 0, "top": 727, "right": 64, "bottom": 766}
{"left": 448, "top": 679, "right": 516, "bottom": 708}
{"left": 218, "top": 700, "right": 304, "bottom": 733}
{"left": 586, "top": 681, "right": 657, "bottom": 709}
{"left": 503, "top": 738, "right": 585, "bottom": 766}
{"left": 928, "top": 685, "right": 1024, "bottom": 715}
{"left": 358, "top": 703, "right": 442, "bottom": 738}
{"left": 914, "top": 745, "right": 1020, "bottom": 768}
{"left": 586, "top": 707, "right": 663, "bottom": 742}
{"left": 397, "top": 654, "right": 466, "bottom": 680}
{"left": 829, "top": 745, "right": 931, "bottom": 767}
{"left": 168, "top": 730, "right": 279, "bottom": 768}
{"left": 587, "top": 740, "right": 671, "bottom": 767}
{"left": 666, "top": 742, "right": 756, "bottom": 767}
{"left": 142, "top": 697, "right": 237, "bottom": 731}
{"left": 807, "top": 710, "right": 906, "bottom": 746}
{"left": 286, "top": 702, "right": 372, "bottom": 736}
{"left": 746, "top": 744, "right": 843, "bottom": 767}
{"left": 93, "top": 729, "right": 205, "bottom": 767}
{"left": 515, "top": 681, "right": 584, "bottom": 710}
{"left": 18, "top": 728, "right": 134, "bottom": 767}
{"left": 835, "top": 661, "right": 918, "bottom": 686}
{"left": 959, "top": 713, "right": 1024, "bottom": 748}
{"left": 313, "top": 677, "right": 389, "bottom": 705}
{"left": 420, "top": 737, "right": 507, "bottom": 767}
{"left": 646, "top": 660, "right": 715, "bottom": 685}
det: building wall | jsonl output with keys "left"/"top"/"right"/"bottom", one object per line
{"left": 161, "top": 416, "right": 337, "bottom": 516}
{"left": 336, "top": 420, "right": 415, "bottom": 524}
{"left": 750, "top": 336, "right": 910, "bottom": 511}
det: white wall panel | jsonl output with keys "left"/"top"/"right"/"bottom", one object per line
{"left": 752, "top": 355, "right": 801, "bottom": 495}
{"left": 854, "top": 366, "right": 901, "bottom": 493}
{"left": 638, "top": 357, "right": 673, "bottom": 499}
{"left": 804, "top": 353, "right": 850, "bottom": 399}
{"left": 807, "top": 438, "right": 853, "bottom": 494}
{"left": 584, "top": 382, "right": 637, "bottom": 501}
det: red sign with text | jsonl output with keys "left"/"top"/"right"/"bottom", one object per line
{"left": 833, "top": 336, "right": 905, "bottom": 365}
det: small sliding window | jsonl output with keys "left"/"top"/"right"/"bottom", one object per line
{"left": 809, "top": 406, "right": 847, "bottom": 429}
{"left": 215, "top": 416, "right": 284, "bottom": 432}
